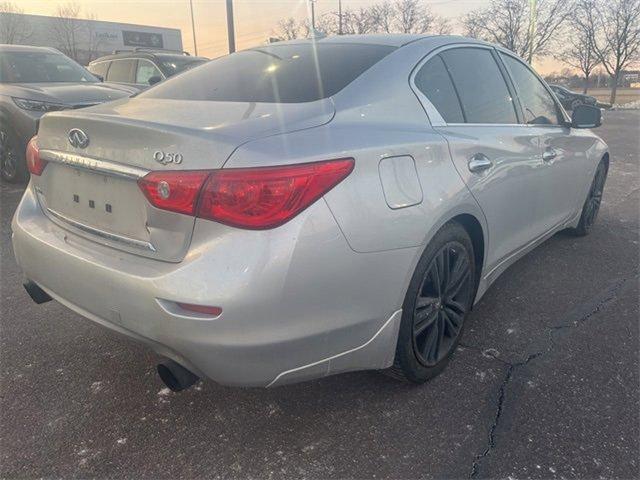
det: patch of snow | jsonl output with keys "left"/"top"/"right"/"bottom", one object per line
{"left": 482, "top": 348, "right": 500, "bottom": 359}
{"left": 90, "top": 381, "right": 103, "bottom": 393}
{"left": 157, "top": 387, "right": 171, "bottom": 396}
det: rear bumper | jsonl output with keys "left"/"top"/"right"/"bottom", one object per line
{"left": 12, "top": 185, "right": 418, "bottom": 387}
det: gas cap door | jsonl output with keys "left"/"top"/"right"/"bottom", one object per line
{"left": 378, "top": 155, "right": 423, "bottom": 209}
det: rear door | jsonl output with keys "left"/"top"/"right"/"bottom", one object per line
{"left": 412, "top": 45, "right": 544, "bottom": 272}
{"left": 499, "top": 52, "right": 586, "bottom": 229}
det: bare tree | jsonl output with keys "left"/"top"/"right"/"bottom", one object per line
{"left": 274, "top": 17, "right": 302, "bottom": 40}
{"left": 393, "top": 0, "right": 451, "bottom": 34}
{"left": 582, "top": 0, "right": 640, "bottom": 104}
{"left": 463, "top": 0, "right": 572, "bottom": 63}
{"left": 557, "top": 1, "right": 600, "bottom": 93}
{"left": 0, "top": 1, "right": 33, "bottom": 44}
{"left": 50, "top": 3, "right": 85, "bottom": 62}
{"left": 341, "top": 7, "right": 374, "bottom": 34}
{"left": 370, "top": 1, "right": 394, "bottom": 33}
{"left": 49, "top": 2, "right": 102, "bottom": 64}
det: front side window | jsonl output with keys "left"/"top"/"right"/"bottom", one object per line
{"left": 106, "top": 59, "right": 136, "bottom": 83}
{"left": 0, "top": 51, "right": 97, "bottom": 83}
{"left": 440, "top": 48, "right": 518, "bottom": 124}
{"left": 141, "top": 43, "right": 396, "bottom": 103}
{"left": 414, "top": 55, "right": 464, "bottom": 123}
{"left": 136, "top": 60, "right": 162, "bottom": 85}
{"left": 501, "top": 54, "right": 561, "bottom": 125}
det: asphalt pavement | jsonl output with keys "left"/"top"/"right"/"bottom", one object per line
{"left": 1, "top": 111, "right": 638, "bottom": 479}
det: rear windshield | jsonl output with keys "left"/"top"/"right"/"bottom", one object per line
{"left": 141, "top": 43, "right": 396, "bottom": 103}
{"left": 0, "top": 51, "right": 97, "bottom": 83}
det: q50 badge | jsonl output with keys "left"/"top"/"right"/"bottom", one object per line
{"left": 154, "top": 151, "right": 183, "bottom": 165}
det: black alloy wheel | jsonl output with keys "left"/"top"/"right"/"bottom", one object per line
{"left": 389, "top": 222, "right": 476, "bottom": 384}
{"left": 412, "top": 242, "right": 473, "bottom": 366}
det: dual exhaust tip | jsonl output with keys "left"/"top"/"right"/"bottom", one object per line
{"left": 23, "top": 281, "right": 199, "bottom": 392}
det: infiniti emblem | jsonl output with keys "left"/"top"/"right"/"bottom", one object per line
{"left": 68, "top": 128, "right": 89, "bottom": 149}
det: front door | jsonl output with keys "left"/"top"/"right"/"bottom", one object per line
{"left": 413, "top": 45, "right": 548, "bottom": 271}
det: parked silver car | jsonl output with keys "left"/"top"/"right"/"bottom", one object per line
{"left": 0, "top": 44, "right": 136, "bottom": 182}
{"left": 12, "top": 35, "right": 608, "bottom": 390}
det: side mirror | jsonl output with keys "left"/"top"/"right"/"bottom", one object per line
{"left": 148, "top": 75, "right": 162, "bottom": 86}
{"left": 571, "top": 104, "right": 601, "bottom": 129}
{"left": 94, "top": 74, "right": 104, "bottom": 82}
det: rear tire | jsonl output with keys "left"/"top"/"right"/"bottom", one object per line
{"left": 388, "top": 222, "right": 476, "bottom": 384}
{"left": 568, "top": 159, "right": 608, "bottom": 237}
{"left": 0, "top": 127, "right": 28, "bottom": 184}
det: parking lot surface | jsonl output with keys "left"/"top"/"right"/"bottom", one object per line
{"left": 1, "top": 111, "right": 638, "bottom": 479}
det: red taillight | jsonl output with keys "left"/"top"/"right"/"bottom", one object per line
{"left": 197, "top": 158, "right": 354, "bottom": 229}
{"left": 26, "top": 137, "right": 47, "bottom": 176}
{"left": 137, "top": 170, "right": 210, "bottom": 215}
{"left": 137, "top": 159, "right": 354, "bottom": 228}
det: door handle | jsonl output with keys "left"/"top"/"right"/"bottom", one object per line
{"left": 543, "top": 148, "right": 558, "bottom": 162}
{"left": 468, "top": 154, "right": 493, "bottom": 173}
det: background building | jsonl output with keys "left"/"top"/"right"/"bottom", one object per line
{"left": 0, "top": 12, "right": 183, "bottom": 65}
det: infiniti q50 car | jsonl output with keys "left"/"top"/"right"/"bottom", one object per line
{"left": 12, "top": 35, "right": 608, "bottom": 391}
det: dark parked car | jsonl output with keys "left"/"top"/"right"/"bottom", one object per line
{"left": 0, "top": 44, "right": 136, "bottom": 183}
{"left": 87, "top": 49, "right": 208, "bottom": 90}
{"left": 550, "top": 85, "right": 598, "bottom": 110}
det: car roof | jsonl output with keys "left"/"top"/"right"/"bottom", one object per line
{"left": 90, "top": 51, "right": 207, "bottom": 63}
{"left": 261, "top": 34, "right": 490, "bottom": 49}
{"left": 0, "top": 44, "right": 61, "bottom": 54}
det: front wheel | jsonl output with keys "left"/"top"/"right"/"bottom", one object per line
{"left": 568, "top": 160, "right": 608, "bottom": 237}
{"left": 0, "top": 128, "right": 28, "bottom": 183}
{"left": 388, "top": 222, "right": 476, "bottom": 384}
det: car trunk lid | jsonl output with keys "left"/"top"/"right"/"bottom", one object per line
{"left": 33, "top": 98, "right": 334, "bottom": 262}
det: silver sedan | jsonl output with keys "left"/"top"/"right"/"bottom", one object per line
{"left": 12, "top": 35, "right": 608, "bottom": 390}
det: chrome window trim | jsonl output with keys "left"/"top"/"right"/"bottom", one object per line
{"left": 39, "top": 150, "right": 150, "bottom": 180}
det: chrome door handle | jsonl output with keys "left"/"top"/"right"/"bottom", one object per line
{"left": 543, "top": 148, "right": 558, "bottom": 162}
{"left": 468, "top": 154, "right": 493, "bottom": 173}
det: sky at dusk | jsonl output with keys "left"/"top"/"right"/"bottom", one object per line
{"left": 17, "top": 0, "right": 560, "bottom": 73}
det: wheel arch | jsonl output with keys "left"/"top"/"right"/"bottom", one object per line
{"left": 450, "top": 213, "right": 485, "bottom": 289}
{"left": 601, "top": 151, "right": 610, "bottom": 172}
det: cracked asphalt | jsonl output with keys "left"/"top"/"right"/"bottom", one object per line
{"left": 1, "top": 111, "right": 638, "bottom": 479}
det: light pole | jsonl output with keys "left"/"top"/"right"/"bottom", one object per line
{"left": 226, "top": 0, "right": 236, "bottom": 53}
{"left": 189, "top": 0, "right": 198, "bottom": 55}
{"left": 310, "top": 0, "right": 317, "bottom": 31}
{"left": 528, "top": 0, "right": 537, "bottom": 63}
{"left": 338, "top": 0, "right": 342, "bottom": 35}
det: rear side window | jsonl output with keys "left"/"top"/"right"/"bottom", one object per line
{"left": 440, "top": 48, "right": 518, "bottom": 124}
{"left": 501, "top": 54, "right": 561, "bottom": 125}
{"left": 88, "top": 61, "right": 109, "bottom": 79}
{"left": 106, "top": 59, "right": 135, "bottom": 83}
{"left": 414, "top": 55, "right": 464, "bottom": 123}
{"left": 141, "top": 43, "right": 396, "bottom": 103}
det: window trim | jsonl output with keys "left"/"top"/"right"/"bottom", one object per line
{"left": 496, "top": 49, "right": 570, "bottom": 128}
